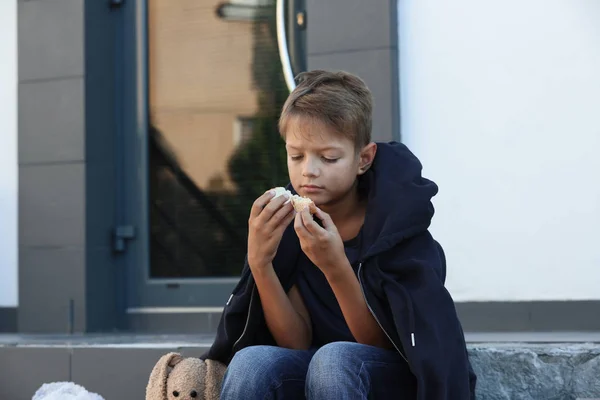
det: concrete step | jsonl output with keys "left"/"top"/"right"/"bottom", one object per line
{"left": 0, "top": 334, "right": 213, "bottom": 400}
{"left": 1, "top": 333, "right": 599, "bottom": 400}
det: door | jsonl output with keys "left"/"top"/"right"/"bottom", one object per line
{"left": 117, "top": 0, "right": 306, "bottom": 330}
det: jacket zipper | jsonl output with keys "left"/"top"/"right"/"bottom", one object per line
{"left": 232, "top": 286, "right": 256, "bottom": 352}
{"left": 357, "top": 262, "right": 409, "bottom": 363}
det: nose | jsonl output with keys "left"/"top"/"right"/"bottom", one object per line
{"left": 301, "top": 156, "right": 320, "bottom": 178}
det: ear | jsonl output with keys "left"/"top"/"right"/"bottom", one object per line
{"left": 357, "top": 142, "right": 377, "bottom": 175}
{"left": 204, "top": 359, "right": 228, "bottom": 400}
{"left": 146, "top": 352, "right": 183, "bottom": 400}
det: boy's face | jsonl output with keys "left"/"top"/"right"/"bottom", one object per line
{"left": 284, "top": 115, "right": 374, "bottom": 209}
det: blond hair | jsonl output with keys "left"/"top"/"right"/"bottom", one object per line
{"left": 278, "top": 70, "right": 373, "bottom": 149}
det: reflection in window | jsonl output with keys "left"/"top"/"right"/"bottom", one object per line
{"left": 233, "top": 117, "right": 256, "bottom": 147}
{"left": 148, "top": 0, "right": 291, "bottom": 278}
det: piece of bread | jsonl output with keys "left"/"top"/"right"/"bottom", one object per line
{"left": 271, "top": 187, "right": 292, "bottom": 202}
{"left": 270, "top": 187, "right": 316, "bottom": 214}
{"left": 290, "top": 195, "right": 316, "bottom": 214}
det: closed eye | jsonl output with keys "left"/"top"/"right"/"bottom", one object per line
{"left": 289, "top": 155, "right": 338, "bottom": 163}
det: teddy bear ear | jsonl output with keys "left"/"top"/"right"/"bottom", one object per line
{"left": 146, "top": 352, "right": 183, "bottom": 400}
{"left": 204, "top": 359, "right": 228, "bottom": 400}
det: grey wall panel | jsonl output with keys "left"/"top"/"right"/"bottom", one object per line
{"left": 71, "top": 348, "right": 178, "bottom": 400}
{"left": 18, "top": 0, "right": 84, "bottom": 82}
{"left": 19, "top": 163, "right": 85, "bottom": 247}
{"left": 307, "top": 0, "right": 395, "bottom": 55}
{"left": 18, "top": 247, "right": 86, "bottom": 333}
{"left": 19, "top": 79, "right": 84, "bottom": 164}
{"left": 457, "top": 301, "right": 600, "bottom": 332}
{"left": 18, "top": 0, "right": 88, "bottom": 334}
{"left": 308, "top": 48, "right": 398, "bottom": 142}
{"left": 0, "top": 347, "right": 71, "bottom": 400}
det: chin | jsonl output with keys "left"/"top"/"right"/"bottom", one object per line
{"left": 311, "top": 195, "right": 334, "bottom": 209}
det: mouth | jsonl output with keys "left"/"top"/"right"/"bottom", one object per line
{"left": 301, "top": 185, "right": 324, "bottom": 193}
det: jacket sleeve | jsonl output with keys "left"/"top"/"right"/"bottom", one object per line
{"left": 200, "top": 224, "right": 302, "bottom": 364}
{"left": 199, "top": 260, "right": 254, "bottom": 364}
{"left": 364, "top": 232, "right": 477, "bottom": 399}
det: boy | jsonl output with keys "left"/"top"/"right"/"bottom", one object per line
{"left": 202, "top": 70, "right": 476, "bottom": 399}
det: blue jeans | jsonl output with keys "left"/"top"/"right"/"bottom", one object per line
{"left": 220, "top": 341, "right": 416, "bottom": 399}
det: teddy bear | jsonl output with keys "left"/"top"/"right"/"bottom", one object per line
{"left": 146, "top": 352, "right": 227, "bottom": 400}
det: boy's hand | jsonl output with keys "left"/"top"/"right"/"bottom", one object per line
{"left": 294, "top": 207, "right": 347, "bottom": 277}
{"left": 247, "top": 190, "right": 296, "bottom": 272}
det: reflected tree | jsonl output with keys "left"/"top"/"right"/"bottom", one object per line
{"left": 149, "top": 1, "right": 293, "bottom": 278}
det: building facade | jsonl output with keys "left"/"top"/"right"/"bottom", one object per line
{"left": 1, "top": 0, "right": 599, "bottom": 334}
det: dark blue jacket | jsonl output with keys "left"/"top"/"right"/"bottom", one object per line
{"left": 201, "top": 142, "right": 477, "bottom": 399}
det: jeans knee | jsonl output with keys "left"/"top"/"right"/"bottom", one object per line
{"left": 309, "top": 342, "right": 358, "bottom": 373}
{"left": 306, "top": 342, "right": 360, "bottom": 394}
{"left": 221, "top": 346, "right": 278, "bottom": 395}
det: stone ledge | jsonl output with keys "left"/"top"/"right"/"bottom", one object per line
{"left": 469, "top": 343, "right": 600, "bottom": 400}
{"left": 2, "top": 334, "right": 600, "bottom": 399}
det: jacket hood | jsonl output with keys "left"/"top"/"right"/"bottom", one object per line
{"left": 361, "top": 142, "right": 438, "bottom": 260}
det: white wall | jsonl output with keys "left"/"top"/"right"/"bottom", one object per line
{"left": 398, "top": 0, "right": 600, "bottom": 302}
{"left": 0, "top": 0, "right": 18, "bottom": 308}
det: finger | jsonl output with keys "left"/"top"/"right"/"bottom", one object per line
{"left": 250, "top": 190, "right": 276, "bottom": 219}
{"left": 301, "top": 209, "right": 324, "bottom": 236}
{"left": 267, "top": 201, "right": 294, "bottom": 229}
{"left": 256, "top": 194, "right": 289, "bottom": 224}
{"left": 294, "top": 211, "right": 311, "bottom": 239}
{"left": 314, "top": 207, "right": 336, "bottom": 231}
{"left": 275, "top": 207, "right": 296, "bottom": 234}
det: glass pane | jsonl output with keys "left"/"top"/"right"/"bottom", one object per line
{"left": 148, "top": 0, "right": 291, "bottom": 278}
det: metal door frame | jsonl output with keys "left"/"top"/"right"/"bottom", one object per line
{"left": 116, "top": 0, "right": 305, "bottom": 326}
